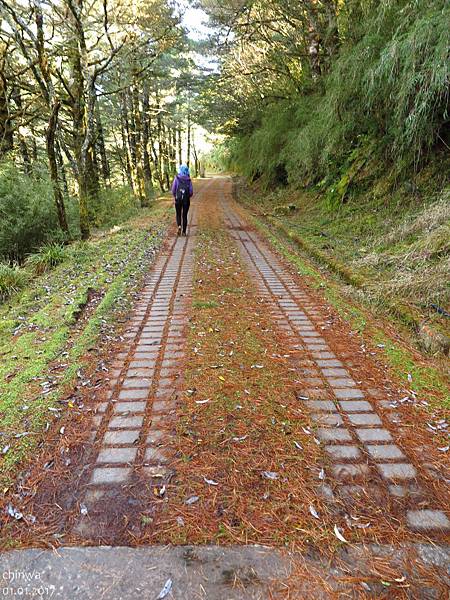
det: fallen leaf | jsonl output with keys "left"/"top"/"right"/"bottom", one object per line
{"left": 333, "top": 524, "right": 348, "bottom": 543}
{"left": 203, "top": 477, "right": 219, "bottom": 486}
{"left": 14, "top": 432, "right": 32, "bottom": 438}
{"left": 261, "top": 471, "right": 278, "bottom": 480}
{"left": 232, "top": 435, "right": 248, "bottom": 442}
{"left": 154, "top": 485, "right": 166, "bottom": 497}
{"left": 309, "top": 505, "right": 320, "bottom": 519}
{"left": 157, "top": 578, "right": 173, "bottom": 599}
{"left": 7, "top": 504, "right": 23, "bottom": 520}
{"left": 185, "top": 496, "right": 199, "bottom": 505}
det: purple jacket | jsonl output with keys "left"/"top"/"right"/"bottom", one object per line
{"left": 171, "top": 174, "right": 193, "bottom": 199}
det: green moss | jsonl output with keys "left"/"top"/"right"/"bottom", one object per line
{"left": 193, "top": 300, "right": 220, "bottom": 309}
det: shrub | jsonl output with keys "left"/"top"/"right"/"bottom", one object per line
{"left": 89, "top": 186, "right": 142, "bottom": 228}
{"left": 0, "top": 263, "right": 28, "bottom": 301}
{"left": 0, "top": 161, "right": 62, "bottom": 263}
{"left": 226, "top": 0, "right": 450, "bottom": 187}
{"left": 26, "top": 243, "right": 68, "bottom": 275}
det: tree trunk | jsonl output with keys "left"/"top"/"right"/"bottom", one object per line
{"left": 95, "top": 98, "right": 110, "bottom": 186}
{"left": 0, "top": 68, "right": 13, "bottom": 157}
{"left": 131, "top": 83, "right": 147, "bottom": 207}
{"left": 56, "top": 140, "right": 69, "bottom": 197}
{"left": 142, "top": 85, "right": 152, "bottom": 193}
{"left": 160, "top": 120, "right": 170, "bottom": 190}
{"left": 86, "top": 144, "right": 100, "bottom": 200}
{"left": 149, "top": 122, "right": 165, "bottom": 192}
{"left": 12, "top": 88, "right": 31, "bottom": 174}
{"left": 156, "top": 88, "right": 165, "bottom": 189}
{"left": 186, "top": 108, "right": 191, "bottom": 168}
{"left": 46, "top": 102, "right": 69, "bottom": 233}
{"left": 192, "top": 137, "right": 199, "bottom": 178}
{"left": 31, "top": 138, "right": 38, "bottom": 163}
{"left": 120, "top": 94, "right": 133, "bottom": 188}
{"left": 177, "top": 128, "right": 182, "bottom": 166}
{"left": 70, "top": 46, "right": 90, "bottom": 238}
{"left": 167, "top": 125, "right": 176, "bottom": 178}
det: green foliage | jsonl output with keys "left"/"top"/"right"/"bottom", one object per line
{"left": 88, "top": 186, "right": 142, "bottom": 228}
{"left": 0, "top": 161, "right": 71, "bottom": 263}
{"left": 26, "top": 244, "right": 68, "bottom": 275}
{"left": 0, "top": 264, "right": 28, "bottom": 301}
{"left": 223, "top": 0, "right": 450, "bottom": 189}
{"left": 203, "top": 144, "right": 231, "bottom": 172}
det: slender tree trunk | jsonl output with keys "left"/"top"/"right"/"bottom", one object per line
{"left": 0, "top": 68, "right": 13, "bottom": 157}
{"left": 123, "top": 89, "right": 143, "bottom": 198}
{"left": 56, "top": 140, "right": 69, "bottom": 197}
{"left": 30, "top": 138, "right": 38, "bottom": 162}
{"left": 155, "top": 87, "right": 168, "bottom": 190}
{"left": 120, "top": 93, "right": 133, "bottom": 188}
{"left": 142, "top": 86, "right": 152, "bottom": 192}
{"left": 12, "top": 88, "right": 31, "bottom": 174}
{"left": 192, "top": 137, "right": 199, "bottom": 178}
{"left": 177, "top": 128, "right": 182, "bottom": 166}
{"left": 131, "top": 83, "right": 147, "bottom": 207}
{"left": 166, "top": 125, "right": 174, "bottom": 178}
{"left": 160, "top": 120, "right": 170, "bottom": 189}
{"left": 186, "top": 108, "right": 191, "bottom": 168}
{"left": 95, "top": 99, "right": 110, "bottom": 186}
{"left": 61, "top": 140, "right": 78, "bottom": 181}
{"left": 86, "top": 144, "right": 100, "bottom": 200}
{"left": 149, "top": 122, "right": 165, "bottom": 192}
{"left": 67, "top": 0, "right": 95, "bottom": 240}
{"left": 46, "top": 102, "right": 69, "bottom": 233}
{"left": 19, "top": 136, "right": 32, "bottom": 175}
{"left": 70, "top": 49, "right": 89, "bottom": 239}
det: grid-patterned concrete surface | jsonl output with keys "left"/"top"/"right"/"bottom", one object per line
{"left": 221, "top": 180, "right": 450, "bottom": 536}
{"left": 71, "top": 180, "right": 213, "bottom": 538}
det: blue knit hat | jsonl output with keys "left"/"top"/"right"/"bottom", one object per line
{"left": 179, "top": 164, "right": 190, "bottom": 176}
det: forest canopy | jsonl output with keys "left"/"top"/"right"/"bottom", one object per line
{"left": 0, "top": 0, "right": 206, "bottom": 259}
{"left": 197, "top": 0, "right": 450, "bottom": 188}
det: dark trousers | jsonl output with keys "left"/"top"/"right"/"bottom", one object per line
{"left": 175, "top": 197, "right": 190, "bottom": 233}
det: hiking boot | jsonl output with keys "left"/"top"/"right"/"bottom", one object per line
{"left": 177, "top": 226, "right": 181, "bottom": 236}
{"left": 182, "top": 230, "right": 188, "bottom": 237}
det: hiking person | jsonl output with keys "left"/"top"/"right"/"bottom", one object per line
{"left": 171, "top": 164, "right": 193, "bottom": 236}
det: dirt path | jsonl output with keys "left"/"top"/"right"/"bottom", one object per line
{"left": 1, "top": 177, "right": 449, "bottom": 598}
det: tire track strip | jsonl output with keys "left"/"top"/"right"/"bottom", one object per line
{"left": 220, "top": 178, "right": 450, "bottom": 539}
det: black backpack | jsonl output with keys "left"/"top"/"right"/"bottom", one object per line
{"left": 176, "top": 177, "right": 190, "bottom": 202}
